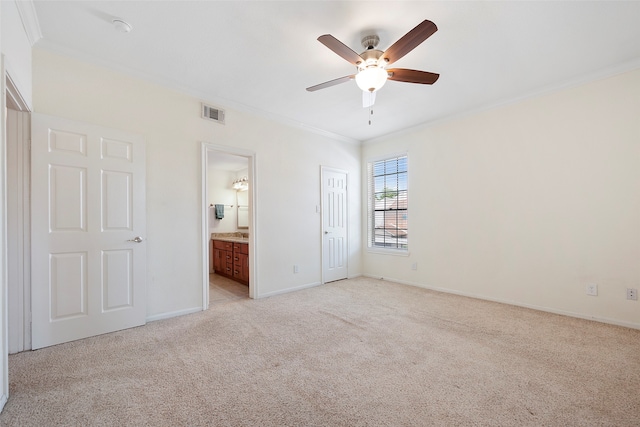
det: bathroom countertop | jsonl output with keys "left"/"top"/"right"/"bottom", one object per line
{"left": 211, "top": 233, "right": 249, "bottom": 243}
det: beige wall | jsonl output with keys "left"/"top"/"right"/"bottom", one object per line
{"left": 29, "top": 46, "right": 640, "bottom": 328}
{"left": 33, "top": 48, "right": 362, "bottom": 318}
{"left": 362, "top": 69, "right": 640, "bottom": 328}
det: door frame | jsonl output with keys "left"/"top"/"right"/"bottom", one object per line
{"left": 6, "top": 73, "right": 31, "bottom": 354}
{"left": 201, "top": 143, "right": 257, "bottom": 306}
{"left": 6, "top": 108, "right": 30, "bottom": 354}
{"left": 3, "top": 58, "right": 34, "bottom": 409}
{"left": 320, "top": 166, "right": 349, "bottom": 284}
{"left": 1, "top": 54, "right": 9, "bottom": 413}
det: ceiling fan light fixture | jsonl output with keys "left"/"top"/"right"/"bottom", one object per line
{"left": 355, "top": 66, "right": 388, "bottom": 92}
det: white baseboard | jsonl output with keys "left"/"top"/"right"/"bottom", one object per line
{"left": 362, "top": 274, "right": 640, "bottom": 331}
{"left": 146, "top": 306, "right": 202, "bottom": 323}
{"left": 257, "top": 273, "right": 362, "bottom": 299}
{"left": 257, "top": 281, "right": 322, "bottom": 299}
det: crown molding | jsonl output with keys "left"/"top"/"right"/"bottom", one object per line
{"left": 34, "top": 41, "right": 362, "bottom": 146}
{"left": 14, "top": 0, "right": 42, "bottom": 46}
{"left": 364, "top": 57, "right": 640, "bottom": 145}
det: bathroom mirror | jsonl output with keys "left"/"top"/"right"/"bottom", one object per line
{"left": 236, "top": 190, "right": 249, "bottom": 229}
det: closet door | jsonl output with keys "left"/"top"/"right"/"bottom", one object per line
{"left": 322, "top": 167, "right": 348, "bottom": 283}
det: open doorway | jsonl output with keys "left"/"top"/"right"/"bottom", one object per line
{"left": 201, "top": 144, "right": 257, "bottom": 308}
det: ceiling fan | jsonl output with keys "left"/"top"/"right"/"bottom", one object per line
{"left": 306, "top": 20, "right": 440, "bottom": 108}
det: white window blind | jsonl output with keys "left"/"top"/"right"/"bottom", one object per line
{"left": 367, "top": 155, "right": 408, "bottom": 250}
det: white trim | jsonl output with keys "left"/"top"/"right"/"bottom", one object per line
{"left": 146, "top": 306, "right": 202, "bottom": 323}
{"left": 363, "top": 274, "right": 640, "bottom": 331}
{"left": 365, "top": 151, "right": 409, "bottom": 164}
{"left": 35, "top": 41, "right": 361, "bottom": 146}
{"left": 2, "top": 60, "right": 32, "bottom": 112}
{"left": 258, "top": 281, "right": 322, "bottom": 299}
{"left": 365, "top": 59, "right": 640, "bottom": 145}
{"left": 33, "top": 37, "right": 640, "bottom": 148}
{"left": 366, "top": 248, "right": 410, "bottom": 257}
{"left": 200, "top": 144, "right": 209, "bottom": 309}
{"left": 14, "top": 0, "right": 42, "bottom": 46}
{"left": 1, "top": 54, "right": 10, "bottom": 412}
{"left": 5, "top": 73, "right": 29, "bottom": 112}
{"left": 201, "top": 143, "right": 258, "bottom": 304}
{"left": 6, "top": 109, "right": 31, "bottom": 354}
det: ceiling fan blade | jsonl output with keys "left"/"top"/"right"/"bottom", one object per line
{"left": 362, "top": 90, "right": 376, "bottom": 108}
{"left": 306, "top": 75, "right": 355, "bottom": 92}
{"left": 382, "top": 20, "right": 437, "bottom": 66}
{"left": 387, "top": 68, "right": 440, "bottom": 84}
{"left": 318, "top": 35, "right": 363, "bottom": 66}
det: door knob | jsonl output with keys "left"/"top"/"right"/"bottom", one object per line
{"left": 324, "top": 231, "right": 331, "bottom": 234}
{"left": 127, "top": 236, "right": 143, "bottom": 243}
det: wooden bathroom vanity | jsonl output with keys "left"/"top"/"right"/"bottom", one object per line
{"left": 211, "top": 237, "right": 249, "bottom": 285}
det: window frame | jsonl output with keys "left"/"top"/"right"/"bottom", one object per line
{"left": 366, "top": 153, "right": 409, "bottom": 255}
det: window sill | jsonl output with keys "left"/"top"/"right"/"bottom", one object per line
{"left": 367, "top": 248, "right": 410, "bottom": 257}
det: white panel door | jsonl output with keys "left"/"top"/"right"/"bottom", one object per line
{"left": 322, "top": 168, "right": 348, "bottom": 283}
{"left": 31, "top": 113, "right": 146, "bottom": 349}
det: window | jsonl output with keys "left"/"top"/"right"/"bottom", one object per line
{"left": 367, "top": 155, "right": 408, "bottom": 251}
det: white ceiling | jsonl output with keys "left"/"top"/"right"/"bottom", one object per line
{"left": 32, "top": 1, "right": 640, "bottom": 143}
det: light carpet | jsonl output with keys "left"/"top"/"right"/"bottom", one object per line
{"left": 1, "top": 277, "right": 639, "bottom": 426}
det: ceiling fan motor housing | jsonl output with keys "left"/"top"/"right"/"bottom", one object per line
{"left": 358, "top": 49, "right": 386, "bottom": 71}
{"left": 361, "top": 35, "right": 380, "bottom": 50}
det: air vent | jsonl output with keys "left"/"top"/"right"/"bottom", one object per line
{"left": 201, "top": 103, "right": 225, "bottom": 124}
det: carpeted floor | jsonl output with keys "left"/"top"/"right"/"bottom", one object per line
{"left": 1, "top": 277, "right": 639, "bottom": 426}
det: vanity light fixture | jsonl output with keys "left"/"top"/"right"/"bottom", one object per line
{"left": 232, "top": 176, "right": 249, "bottom": 191}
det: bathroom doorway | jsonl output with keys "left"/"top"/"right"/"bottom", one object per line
{"left": 201, "top": 143, "right": 257, "bottom": 308}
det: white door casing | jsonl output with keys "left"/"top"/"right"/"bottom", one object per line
{"left": 1, "top": 55, "right": 9, "bottom": 413}
{"left": 6, "top": 109, "right": 30, "bottom": 353}
{"left": 31, "top": 114, "right": 147, "bottom": 349}
{"left": 201, "top": 143, "right": 257, "bottom": 302}
{"left": 321, "top": 167, "right": 348, "bottom": 283}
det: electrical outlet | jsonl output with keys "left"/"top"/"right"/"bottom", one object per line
{"left": 586, "top": 284, "right": 598, "bottom": 296}
{"left": 411, "top": 262, "right": 417, "bottom": 271}
{"left": 293, "top": 265, "right": 299, "bottom": 274}
{"left": 627, "top": 288, "right": 638, "bottom": 301}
